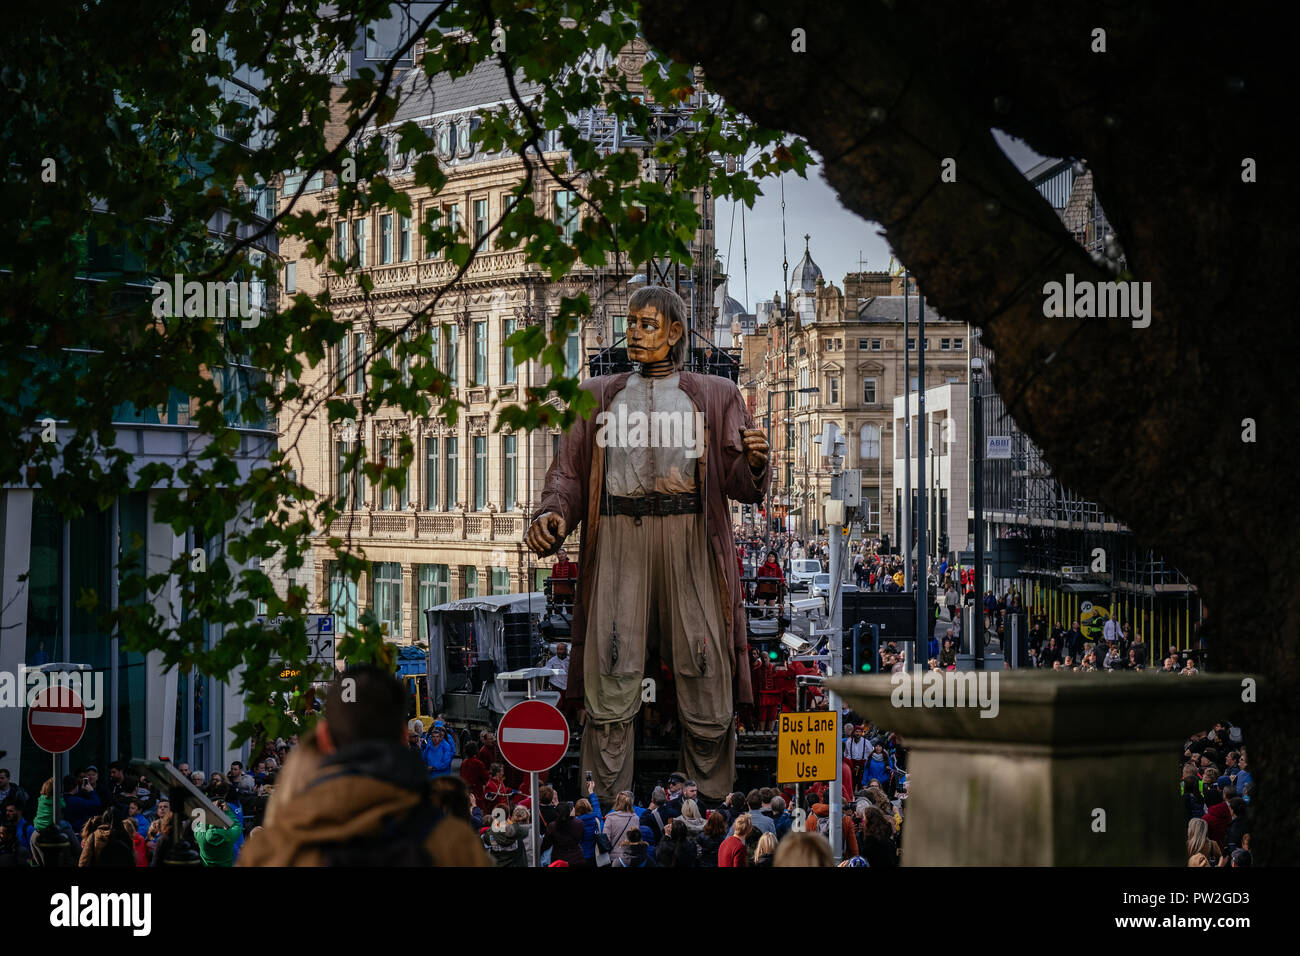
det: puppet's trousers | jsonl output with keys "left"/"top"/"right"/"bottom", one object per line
{"left": 581, "top": 512, "right": 735, "bottom": 802}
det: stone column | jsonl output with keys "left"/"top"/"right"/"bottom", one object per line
{"left": 402, "top": 563, "right": 417, "bottom": 644}
{"left": 827, "top": 671, "right": 1250, "bottom": 865}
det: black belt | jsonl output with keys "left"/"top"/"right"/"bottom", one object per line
{"left": 600, "top": 492, "right": 702, "bottom": 518}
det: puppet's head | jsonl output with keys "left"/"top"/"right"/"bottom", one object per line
{"left": 626, "top": 285, "right": 687, "bottom": 370}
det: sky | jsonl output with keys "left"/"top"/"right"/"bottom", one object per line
{"left": 715, "top": 132, "right": 1049, "bottom": 313}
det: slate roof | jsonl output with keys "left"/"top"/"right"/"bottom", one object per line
{"left": 391, "top": 55, "right": 544, "bottom": 124}
{"left": 854, "top": 295, "right": 958, "bottom": 323}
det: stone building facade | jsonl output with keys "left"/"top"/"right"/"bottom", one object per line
{"left": 741, "top": 243, "right": 970, "bottom": 542}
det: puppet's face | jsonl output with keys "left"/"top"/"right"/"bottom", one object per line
{"left": 626, "top": 305, "right": 683, "bottom": 364}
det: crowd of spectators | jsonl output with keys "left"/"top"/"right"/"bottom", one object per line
{"left": 4, "top": 660, "right": 1260, "bottom": 869}
{"left": 1181, "top": 720, "right": 1254, "bottom": 867}
{"left": 476, "top": 740, "right": 906, "bottom": 869}
{"left": 0, "top": 737, "right": 302, "bottom": 867}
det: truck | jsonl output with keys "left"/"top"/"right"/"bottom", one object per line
{"left": 396, "top": 645, "right": 435, "bottom": 732}
{"left": 416, "top": 590, "right": 558, "bottom": 745}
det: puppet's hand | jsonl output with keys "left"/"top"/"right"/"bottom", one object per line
{"left": 741, "top": 428, "right": 769, "bottom": 471}
{"left": 526, "top": 512, "right": 567, "bottom": 556}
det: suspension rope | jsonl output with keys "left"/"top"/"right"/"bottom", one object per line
{"left": 741, "top": 199, "right": 749, "bottom": 314}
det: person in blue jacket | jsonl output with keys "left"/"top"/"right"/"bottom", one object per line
{"left": 3, "top": 801, "right": 34, "bottom": 852}
{"left": 125, "top": 797, "right": 150, "bottom": 839}
{"left": 862, "top": 741, "right": 894, "bottom": 789}
{"left": 574, "top": 780, "right": 603, "bottom": 865}
{"left": 421, "top": 726, "right": 455, "bottom": 778}
{"left": 1232, "top": 754, "right": 1254, "bottom": 801}
{"left": 767, "top": 794, "right": 793, "bottom": 840}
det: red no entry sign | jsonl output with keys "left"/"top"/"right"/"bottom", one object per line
{"left": 498, "top": 699, "right": 569, "bottom": 774}
{"left": 27, "top": 686, "right": 87, "bottom": 754}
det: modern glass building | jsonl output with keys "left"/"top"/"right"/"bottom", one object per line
{"left": 0, "top": 55, "right": 278, "bottom": 797}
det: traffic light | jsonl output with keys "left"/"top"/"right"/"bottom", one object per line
{"left": 851, "top": 622, "right": 881, "bottom": 674}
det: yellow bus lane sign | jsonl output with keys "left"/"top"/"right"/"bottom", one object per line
{"left": 777, "top": 710, "right": 838, "bottom": 783}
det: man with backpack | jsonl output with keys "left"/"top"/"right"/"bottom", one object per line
{"left": 238, "top": 665, "right": 488, "bottom": 867}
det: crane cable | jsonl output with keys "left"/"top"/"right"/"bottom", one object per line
{"left": 741, "top": 199, "right": 749, "bottom": 314}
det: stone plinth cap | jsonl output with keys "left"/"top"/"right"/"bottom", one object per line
{"left": 827, "top": 671, "right": 1253, "bottom": 748}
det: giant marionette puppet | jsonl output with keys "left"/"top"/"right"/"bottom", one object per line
{"left": 526, "top": 285, "right": 770, "bottom": 801}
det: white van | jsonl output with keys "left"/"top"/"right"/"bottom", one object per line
{"left": 788, "top": 559, "right": 823, "bottom": 590}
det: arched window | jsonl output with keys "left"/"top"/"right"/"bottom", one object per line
{"left": 860, "top": 423, "right": 881, "bottom": 459}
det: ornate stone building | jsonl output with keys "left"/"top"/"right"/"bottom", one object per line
{"left": 741, "top": 241, "right": 970, "bottom": 541}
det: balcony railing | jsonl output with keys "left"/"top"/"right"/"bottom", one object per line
{"left": 326, "top": 250, "right": 530, "bottom": 297}
{"left": 325, "top": 510, "right": 526, "bottom": 540}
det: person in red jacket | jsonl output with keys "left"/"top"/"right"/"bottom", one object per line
{"left": 477, "top": 730, "right": 500, "bottom": 771}
{"left": 775, "top": 660, "right": 798, "bottom": 715}
{"left": 755, "top": 550, "right": 784, "bottom": 614}
{"left": 551, "top": 549, "right": 579, "bottom": 580}
{"left": 1202, "top": 788, "right": 1232, "bottom": 847}
{"left": 751, "top": 648, "right": 782, "bottom": 732}
{"left": 719, "top": 813, "right": 751, "bottom": 866}
{"left": 484, "top": 763, "right": 513, "bottom": 815}
{"left": 550, "top": 549, "right": 579, "bottom": 607}
{"left": 781, "top": 658, "right": 819, "bottom": 712}
{"left": 459, "top": 742, "right": 489, "bottom": 808}
{"left": 124, "top": 818, "right": 148, "bottom": 866}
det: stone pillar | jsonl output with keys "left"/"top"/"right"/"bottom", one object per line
{"left": 356, "top": 567, "right": 369, "bottom": 620}
{"left": 314, "top": 560, "right": 329, "bottom": 612}
{"left": 402, "top": 563, "right": 417, "bottom": 644}
{"left": 827, "top": 671, "right": 1249, "bottom": 865}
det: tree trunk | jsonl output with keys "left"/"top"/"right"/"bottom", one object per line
{"left": 643, "top": 1, "right": 1297, "bottom": 862}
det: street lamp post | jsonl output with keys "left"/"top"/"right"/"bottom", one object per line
{"left": 915, "top": 294, "right": 928, "bottom": 672}
{"left": 878, "top": 423, "right": 886, "bottom": 537}
{"left": 971, "top": 356, "right": 985, "bottom": 669}
{"left": 766, "top": 384, "right": 774, "bottom": 542}
{"left": 743, "top": 375, "right": 778, "bottom": 548}
{"left": 790, "top": 386, "right": 820, "bottom": 541}
{"left": 903, "top": 270, "right": 911, "bottom": 590}
{"left": 932, "top": 438, "right": 939, "bottom": 565}
{"left": 825, "top": 434, "right": 846, "bottom": 863}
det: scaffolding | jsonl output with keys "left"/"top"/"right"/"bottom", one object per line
{"left": 567, "top": 48, "right": 732, "bottom": 355}
{"left": 970, "top": 158, "right": 1198, "bottom": 664}
{"left": 1007, "top": 527, "right": 1199, "bottom": 667}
